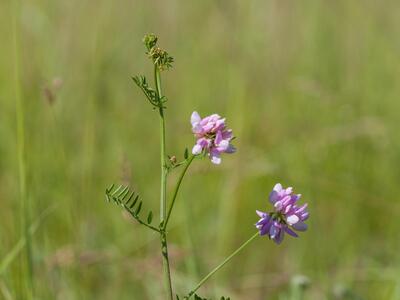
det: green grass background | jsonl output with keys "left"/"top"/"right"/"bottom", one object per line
{"left": 1, "top": 0, "right": 400, "bottom": 299}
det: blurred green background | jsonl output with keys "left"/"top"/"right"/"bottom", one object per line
{"left": 1, "top": 0, "right": 400, "bottom": 299}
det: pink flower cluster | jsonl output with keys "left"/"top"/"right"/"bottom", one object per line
{"left": 190, "top": 111, "right": 236, "bottom": 164}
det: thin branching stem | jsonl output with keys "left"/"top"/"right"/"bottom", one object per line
{"left": 164, "top": 155, "right": 195, "bottom": 229}
{"left": 137, "top": 82, "right": 156, "bottom": 105}
{"left": 122, "top": 205, "right": 160, "bottom": 232}
{"left": 186, "top": 232, "right": 259, "bottom": 298}
{"left": 155, "top": 65, "right": 174, "bottom": 300}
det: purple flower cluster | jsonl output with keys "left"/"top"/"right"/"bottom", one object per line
{"left": 190, "top": 111, "right": 236, "bottom": 164}
{"left": 256, "top": 183, "right": 309, "bottom": 244}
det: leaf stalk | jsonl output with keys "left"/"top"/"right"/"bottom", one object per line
{"left": 186, "top": 232, "right": 259, "bottom": 299}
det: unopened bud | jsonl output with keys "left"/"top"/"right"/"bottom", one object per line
{"left": 143, "top": 34, "right": 158, "bottom": 51}
{"left": 169, "top": 156, "right": 177, "bottom": 164}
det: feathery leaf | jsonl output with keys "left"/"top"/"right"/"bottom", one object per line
{"left": 105, "top": 184, "right": 159, "bottom": 232}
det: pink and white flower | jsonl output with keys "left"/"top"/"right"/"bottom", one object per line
{"left": 190, "top": 111, "right": 236, "bottom": 164}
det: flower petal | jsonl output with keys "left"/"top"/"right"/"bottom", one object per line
{"left": 295, "top": 203, "right": 308, "bottom": 214}
{"left": 274, "top": 228, "right": 285, "bottom": 244}
{"left": 273, "top": 183, "right": 283, "bottom": 192}
{"left": 285, "top": 187, "right": 293, "bottom": 194}
{"left": 216, "top": 139, "right": 229, "bottom": 151}
{"left": 282, "top": 195, "right": 293, "bottom": 207}
{"left": 225, "top": 144, "right": 236, "bottom": 153}
{"left": 274, "top": 200, "right": 283, "bottom": 211}
{"left": 285, "top": 227, "right": 299, "bottom": 237}
{"left": 256, "top": 210, "right": 267, "bottom": 218}
{"left": 260, "top": 222, "right": 271, "bottom": 235}
{"left": 191, "top": 111, "right": 201, "bottom": 126}
{"left": 221, "top": 129, "right": 232, "bottom": 140}
{"left": 284, "top": 204, "right": 292, "bottom": 214}
{"left": 214, "top": 118, "right": 226, "bottom": 131}
{"left": 269, "top": 224, "right": 279, "bottom": 238}
{"left": 192, "top": 124, "right": 203, "bottom": 134}
{"left": 292, "top": 194, "right": 301, "bottom": 202}
{"left": 192, "top": 144, "right": 203, "bottom": 155}
{"left": 210, "top": 152, "right": 221, "bottom": 164}
{"left": 215, "top": 130, "right": 223, "bottom": 144}
{"left": 300, "top": 212, "right": 309, "bottom": 221}
{"left": 286, "top": 214, "right": 300, "bottom": 225}
{"left": 269, "top": 191, "right": 279, "bottom": 204}
{"left": 269, "top": 183, "right": 283, "bottom": 203}
{"left": 292, "top": 221, "right": 308, "bottom": 231}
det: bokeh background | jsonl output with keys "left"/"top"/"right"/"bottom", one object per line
{"left": 1, "top": 0, "right": 400, "bottom": 299}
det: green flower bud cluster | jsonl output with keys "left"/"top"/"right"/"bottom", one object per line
{"left": 143, "top": 34, "right": 173, "bottom": 71}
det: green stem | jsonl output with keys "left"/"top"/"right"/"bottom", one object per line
{"left": 0, "top": 205, "right": 56, "bottom": 276}
{"left": 187, "top": 232, "right": 259, "bottom": 298}
{"left": 164, "top": 155, "right": 195, "bottom": 229}
{"left": 155, "top": 66, "right": 167, "bottom": 222}
{"left": 160, "top": 231, "right": 173, "bottom": 300}
{"left": 12, "top": 1, "right": 34, "bottom": 298}
{"left": 154, "top": 65, "right": 173, "bottom": 300}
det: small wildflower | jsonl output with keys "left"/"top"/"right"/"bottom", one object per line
{"left": 190, "top": 111, "right": 236, "bottom": 164}
{"left": 256, "top": 183, "right": 309, "bottom": 244}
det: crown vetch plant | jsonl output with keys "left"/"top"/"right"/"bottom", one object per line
{"left": 104, "top": 34, "right": 310, "bottom": 300}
